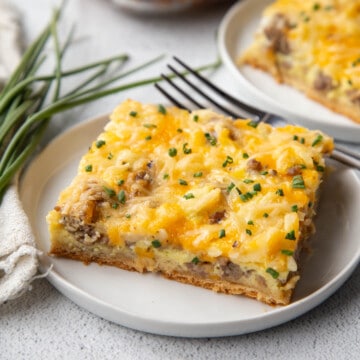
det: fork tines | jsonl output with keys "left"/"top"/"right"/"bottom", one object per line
{"left": 156, "top": 56, "right": 266, "bottom": 121}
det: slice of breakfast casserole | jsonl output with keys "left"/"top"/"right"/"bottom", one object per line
{"left": 240, "top": 0, "right": 360, "bottom": 123}
{"left": 47, "top": 99, "right": 333, "bottom": 305}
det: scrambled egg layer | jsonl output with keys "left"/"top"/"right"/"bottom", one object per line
{"left": 54, "top": 99, "right": 333, "bottom": 279}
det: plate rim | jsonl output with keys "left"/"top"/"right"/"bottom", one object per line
{"left": 217, "top": 0, "right": 360, "bottom": 142}
{"left": 19, "top": 114, "right": 360, "bottom": 337}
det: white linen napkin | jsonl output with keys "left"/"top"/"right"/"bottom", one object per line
{"left": 0, "top": 182, "right": 39, "bottom": 303}
{"left": 0, "top": 1, "right": 40, "bottom": 304}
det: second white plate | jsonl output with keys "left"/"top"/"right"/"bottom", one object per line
{"left": 19, "top": 115, "right": 360, "bottom": 337}
{"left": 218, "top": 0, "right": 360, "bottom": 142}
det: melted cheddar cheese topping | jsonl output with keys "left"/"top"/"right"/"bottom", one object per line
{"left": 259, "top": 0, "right": 360, "bottom": 89}
{"left": 52, "top": 100, "right": 333, "bottom": 279}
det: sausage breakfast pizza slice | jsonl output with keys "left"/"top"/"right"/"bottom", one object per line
{"left": 47, "top": 99, "right": 333, "bottom": 305}
{"left": 240, "top": 0, "right": 360, "bottom": 124}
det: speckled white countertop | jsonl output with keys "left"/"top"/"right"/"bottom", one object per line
{"left": 1, "top": 0, "right": 359, "bottom": 359}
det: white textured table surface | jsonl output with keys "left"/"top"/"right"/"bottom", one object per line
{"left": 1, "top": 1, "right": 360, "bottom": 359}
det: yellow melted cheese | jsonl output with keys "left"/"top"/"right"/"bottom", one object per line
{"left": 52, "top": 99, "right": 333, "bottom": 277}
{"left": 261, "top": 0, "right": 360, "bottom": 87}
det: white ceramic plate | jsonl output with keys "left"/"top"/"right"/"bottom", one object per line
{"left": 19, "top": 115, "right": 360, "bottom": 337}
{"left": 218, "top": 0, "right": 360, "bottom": 142}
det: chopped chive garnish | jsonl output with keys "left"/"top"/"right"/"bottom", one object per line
{"left": 183, "top": 193, "right": 195, "bottom": 200}
{"left": 247, "top": 120, "right": 258, "bottom": 128}
{"left": 96, "top": 140, "right": 106, "bottom": 148}
{"left": 235, "top": 187, "right": 242, "bottom": 195}
{"left": 243, "top": 179, "right": 254, "bottom": 184}
{"left": 316, "top": 165, "right": 325, "bottom": 172}
{"left": 85, "top": 164, "right": 93, "bottom": 172}
{"left": 204, "top": 132, "right": 217, "bottom": 146}
{"left": 158, "top": 104, "right": 167, "bottom": 114}
{"left": 246, "top": 229, "right": 252, "bottom": 236}
{"left": 125, "top": 213, "right": 131, "bottom": 219}
{"left": 117, "top": 190, "right": 126, "bottom": 204}
{"left": 117, "top": 179, "right": 125, "bottom": 186}
{"left": 103, "top": 186, "right": 116, "bottom": 197}
{"left": 129, "top": 111, "right": 137, "bottom": 117}
{"left": 253, "top": 183, "right": 261, "bottom": 192}
{"left": 193, "top": 115, "right": 199, "bottom": 122}
{"left": 177, "top": 128, "right": 183, "bottom": 133}
{"left": 263, "top": 213, "right": 269, "bottom": 218}
{"left": 312, "top": 134, "right": 323, "bottom": 147}
{"left": 152, "top": 239, "right": 161, "bottom": 248}
{"left": 163, "top": 173, "right": 169, "bottom": 180}
{"left": 313, "top": 3, "right": 320, "bottom": 10}
{"left": 183, "top": 143, "right": 192, "bottom": 154}
{"left": 143, "top": 123, "right": 157, "bottom": 129}
{"left": 191, "top": 256, "right": 200, "bottom": 264}
{"left": 227, "top": 182, "right": 235, "bottom": 193}
{"left": 168, "top": 148, "right": 177, "bottom": 157}
{"left": 247, "top": 220, "right": 254, "bottom": 225}
{"left": 291, "top": 204, "right": 298, "bottom": 212}
{"left": 242, "top": 152, "right": 249, "bottom": 159}
{"left": 219, "top": 229, "right": 226, "bottom": 238}
{"left": 107, "top": 153, "right": 113, "bottom": 159}
{"left": 239, "top": 194, "right": 247, "bottom": 202}
{"left": 292, "top": 175, "right": 305, "bottom": 189}
{"left": 260, "top": 170, "right": 268, "bottom": 175}
{"left": 281, "top": 249, "right": 294, "bottom": 256}
{"left": 352, "top": 58, "right": 360, "bottom": 67}
{"left": 222, "top": 155, "right": 234, "bottom": 167}
{"left": 276, "top": 189, "right": 284, "bottom": 196}
{"left": 285, "top": 230, "right": 296, "bottom": 240}
{"left": 240, "top": 192, "right": 253, "bottom": 202}
{"left": 293, "top": 135, "right": 299, "bottom": 141}
{"left": 145, "top": 135, "right": 152, "bottom": 141}
{"left": 300, "top": 137, "right": 305, "bottom": 144}
{"left": 112, "top": 203, "right": 119, "bottom": 209}
{"left": 193, "top": 171, "right": 203, "bottom": 178}
{"left": 266, "top": 267, "right": 279, "bottom": 279}
{"left": 178, "top": 179, "right": 188, "bottom": 186}
{"left": 308, "top": 201, "right": 313, "bottom": 208}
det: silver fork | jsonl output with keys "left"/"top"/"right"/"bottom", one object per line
{"left": 155, "top": 56, "right": 360, "bottom": 170}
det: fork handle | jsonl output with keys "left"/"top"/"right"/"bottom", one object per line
{"left": 331, "top": 149, "right": 360, "bottom": 170}
{"left": 334, "top": 144, "right": 360, "bottom": 161}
